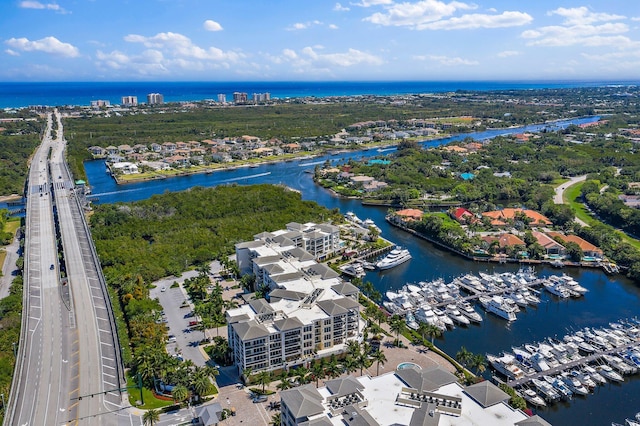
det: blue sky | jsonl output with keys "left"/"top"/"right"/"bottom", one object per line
{"left": 1, "top": 0, "right": 639, "bottom": 81}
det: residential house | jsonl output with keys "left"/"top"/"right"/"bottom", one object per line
{"left": 532, "top": 231, "right": 566, "bottom": 256}
{"left": 546, "top": 232, "right": 604, "bottom": 259}
{"left": 88, "top": 146, "right": 106, "bottom": 156}
{"left": 161, "top": 142, "right": 177, "bottom": 155}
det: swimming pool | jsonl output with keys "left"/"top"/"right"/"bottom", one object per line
{"left": 397, "top": 362, "right": 421, "bottom": 371}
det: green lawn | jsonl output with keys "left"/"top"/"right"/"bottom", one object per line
{"left": 564, "top": 182, "right": 640, "bottom": 250}
{"left": 126, "top": 374, "right": 175, "bottom": 410}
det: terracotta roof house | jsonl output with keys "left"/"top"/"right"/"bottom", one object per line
{"left": 532, "top": 231, "right": 565, "bottom": 256}
{"left": 394, "top": 209, "right": 424, "bottom": 222}
{"left": 452, "top": 207, "right": 477, "bottom": 223}
{"left": 482, "top": 208, "right": 552, "bottom": 226}
{"left": 546, "top": 232, "right": 604, "bottom": 259}
{"left": 482, "top": 233, "right": 526, "bottom": 249}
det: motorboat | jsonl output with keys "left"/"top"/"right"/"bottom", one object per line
{"left": 345, "top": 211, "right": 363, "bottom": 225}
{"left": 486, "top": 353, "right": 526, "bottom": 380}
{"left": 543, "top": 375, "right": 573, "bottom": 400}
{"left": 582, "top": 365, "right": 607, "bottom": 385}
{"left": 560, "top": 372, "right": 589, "bottom": 396}
{"left": 376, "top": 247, "right": 412, "bottom": 270}
{"left": 529, "top": 352, "right": 551, "bottom": 372}
{"left": 432, "top": 307, "right": 454, "bottom": 328}
{"left": 543, "top": 279, "right": 571, "bottom": 298}
{"left": 479, "top": 295, "right": 517, "bottom": 321}
{"left": 626, "top": 418, "right": 640, "bottom": 426}
{"left": 414, "top": 306, "right": 446, "bottom": 332}
{"left": 518, "top": 288, "right": 541, "bottom": 305}
{"left": 457, "top": 301, "right": 483, "bottom": 323}
{"left": 340, "top": 262, "right": 366, "bottom": 278}
{"left": 362, "top": 218, "right": 381, "bottom": 233}
{"left": 445, "top": 304, "right": 470, "bottom": 326}
{"left": 597, "top": 364, "right": 624, "bottom": 382}
{"left": 550, "top": 273, "right": 588, "bottom": 295}
{"left": 405, "top": 311, "right": 419, "bottom": 330}
{"left": 569, "top": 369, "right": 596, "bottom": 390}
{"left": 521, "top": 388, "right": 546, "bottom": 407}
{"left": 531, "top": 378, "right": 561, "bottom": 402}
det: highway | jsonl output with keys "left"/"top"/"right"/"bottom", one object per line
{"left": 5, "top": 111, "right": 129, "bottom": 425}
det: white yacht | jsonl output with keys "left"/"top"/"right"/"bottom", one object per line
{"left": 339, "top": 262, "right": 365, "bottom": 278}
{"left": 479, "top": 295, "right": 517, "bottom": 321}
{"left": 414, "top": 306, "right": 446, "bottom": 331}
{"left": 597, "top": 364, "right": 624, "bottom": 382}
{"left": 362, "top": 218, "right": 381, "bottom": 233}
{"left": 376, "top": 247, "right": 412, "bottom": 270}
{"left": 560, "top": 372, "right": 589, "bottom": 396}
{"left": 486, "top": 353, "right": 525, "bottom": 380}
{"left": 432, "top": 307, "right": 454, "bottom": 328}
{"left": 582, "top": 365, "right": 607, "bottom": 385}
{"left": 531, "top": 378, "right": 561, "bottom": 402}
{"left": 543, "top": 279, "right": 571, "bottom": 298}
{"left": 445, "top": 304, "right": 470, "bottom": 326}
{"left": 345, "top": 211, "right": 363, "bottom": 225}
{"left": 521, "top": 388, "right": 546, "bottom": 407}
{"left": 405, "top": 311, "right": 419, "bottom": 330}
{"left": 457, "top": 301, "right": 483, "bottom": 323}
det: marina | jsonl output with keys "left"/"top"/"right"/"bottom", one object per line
{"left": 81, "top": 115, "right": 640, "bottom": 425}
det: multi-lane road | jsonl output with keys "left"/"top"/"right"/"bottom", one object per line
{"left": 5, "top": 111, "right": 128, "bottom": 425}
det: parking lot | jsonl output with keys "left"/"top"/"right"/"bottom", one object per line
{"left": 150, "top": 271, "right": 209, "bottom": 366}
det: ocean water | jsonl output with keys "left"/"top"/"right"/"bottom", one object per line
{"left": 0, "top": 80, "right": 637, "bottom": 109}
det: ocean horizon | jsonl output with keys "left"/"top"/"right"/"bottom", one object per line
{"left": 1, "top": 80, "right": 639, "bottom": 109}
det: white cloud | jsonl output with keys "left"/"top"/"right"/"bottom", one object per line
{"left": 203, "top": 20, "right": 223, "bottom": 32}
{"left": 523, "top": 7, "right": 637, "bottom": 49}
{"left": 522, "top": 22, "right": 635, "bottom": 48}
{"left": 364, "top": 0, "right": 476, "bottom": 27}
{"left": 19, "top": 1, "right": 68, "bottom": 13}
{"left": 271, "top": 46, "right": 382, "bottom": 73}
{"left": 417, "top": 11, "right": 532, "bottom": 30}
{"left": 287, "top": 20, "right": 323, "bottom": 31}
{"left": 334, "top": 3, "right": 350, "bottom": 12}
{"left": 363, "top": 1, "right": 530, "bottom": 30}
{"left": 329, "top": 24, "right": 339, "bottom": 30}
{"left": 353, "top": 0, "right": 393, "bottom": 7}
{"left": 301, "top": 46, "right": 383, "bottom": 66}
{"left": 549, "top": 7, "right": 625, "bottom": 26}
{"left": 124, "top": 32, "right": 242, "bottom": 61}
{"left": 497, "top": 50, "right": 521, "bottom": 57}
{"left": 5, "top": 36, "right": 79, "bottom": 57}
{"left": 415, "top": 54, "right": 478, "bottom": 65}
{"left": 96, "top": 49, "right": 168, "bottom": 75}
{"left": 5, "top": 49, "right": 20, "bottom": 56}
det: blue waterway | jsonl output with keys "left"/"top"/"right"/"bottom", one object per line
{"left": 79, "top": 115, "right": 640, "bottom": 424}
{"left": 1, "top": 80, "right": 638, "bottom": 109}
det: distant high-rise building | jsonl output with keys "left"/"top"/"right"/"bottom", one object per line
{"left": 147, "top": 93, "right": 164, "bottom": 105}
{"left": 252, "top": 92, "right": 271, "bottom": 103}
{"left": 121, "top": 96, "right": 138, "bottom": 106}
{"left": 232, "top": 92, "right": 248, "bottom": 104}
{"left": 90, "top": 100, "right": 110, "bottom": 108}
{"left": 217, "top": 93, "right": 226, "bottom": 103}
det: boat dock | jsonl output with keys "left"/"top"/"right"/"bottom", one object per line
{"left": 507, "top": 337, "right": 640, "bottom": 387}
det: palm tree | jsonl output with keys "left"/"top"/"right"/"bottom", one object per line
{"left": 142, "top": 409, "right": 160, "bottom": 426}
{"left": 455, "top": 346, "right": 473, "bottom": 368}
{"left": 357, "top": 350, "right": 372, "bottom": 376}
{"left": 371, "top": 349, "right": 387, "bottom": 376}
{"left": 420, "top": 323, "right": 442, "bottom": 345}
{"left": 171, "top": 384, "right": 189, "bottom": 404}
{"left": 346, "top": 340, "right": 361, "bottom": 358}
{"left": 389, "top": 315, "right": 406, "bottom": 346}
{"left": 292, "top": 366, "right": 310, "bottom": 385}
{"left": 342, "top": 356, "right": 359, "bottom": 375}
{"left": 471, "top": 354, "right": 487, "bottom": 375}
{"left": 270, "top": 412, "right": 281, "bottom": 426}
{"left": 255, "top": 370, "right": 272, "bottom": 393}
{"left": 325, "top": 358, "right": 342, "bottom": 379}
{"left": 242, "top": 367, "right": 253, "bottom": 385}
{"left": 310, "top": 361, "right": 325, "bottom": 386}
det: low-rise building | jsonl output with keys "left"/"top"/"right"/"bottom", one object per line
{"left": 280, "top": 366, "right": 546, "bottom": 426}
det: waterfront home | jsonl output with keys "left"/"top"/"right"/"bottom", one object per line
{"left": 482, "top": 233, "right": 526, "bottom": 252}
{"left": 451, "top": 207, "right": 477, "bottom": 224}
{"left": 105, "top": 145, "right": 119, "bottom": 155}
{"left": 163, "top": 155, "right": 188, "bottom": 167}
{"left": 393, "top": 208, "right": 424, "bottom": 223}
{"left": 117, "top": 144, "right": 133, "bottom": 155}
{"left": 532, "top": 231, "right": 566, "bottom": 256}
{"left": 279, "top": 366, "right": 545, "bottom": 426}
{"left": 546, "top": 232, "right": 604, "bottom": 259}
{"left": 111, "top": 161, "right": 138, "bottom": 174}
{"left": 150, "top": 143, "right": 162, "bottom": 153}
{"left": 482, "top": 208, "right": 552, "bottom": 227}
{"left": 161, "top": 142, "right": 176, "bottom": 154}
{"left": 132, "top": 144, "right": 148, "bottom": 153}
{"left": 88, "top": 146, "right": 106, "bottom": 156}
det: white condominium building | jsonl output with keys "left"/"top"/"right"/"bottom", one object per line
{"left": 229, "top": 223, "right": 362, "bottom": 374}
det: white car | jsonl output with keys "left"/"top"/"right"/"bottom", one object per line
{"left": 161, "top": 286, "right": 167, "bottom": 292}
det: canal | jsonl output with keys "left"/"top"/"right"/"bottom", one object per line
{"left": 84, "top": 116, "right": 640, "bottom": 425}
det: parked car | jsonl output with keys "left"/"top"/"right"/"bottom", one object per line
{"left": 189, "top": 320, "right": 199, "bottom": 327}
{"left": 167, "top": 335, "right": 177, "bottom": 343}
{"left": 252, "top": 395, "right": 268, "bottom": 403}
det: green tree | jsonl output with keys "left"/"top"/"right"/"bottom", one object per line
{"left": 371, "top": 349, "right": 387, "bottom": 376}
{"left": 389, "top": 315, "right": 406, "bottom": 346}
{"left": 142, "top": 409, "right": 160, "bottom": 426}
{"left": 171, "top": 384, "right": 189, "bottom": 404}
{"left": 455, "top": 346, "right": 473, "bottom": 368}
{"left": 255, "top": 370, "right": 272, "bottom": 393}
{"left": 270, "top": 412, "right": 282, "bottom": 426}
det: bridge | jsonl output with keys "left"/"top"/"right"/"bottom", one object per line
{"left": 4, "top": 110, "right": 127, "bottom": 425}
